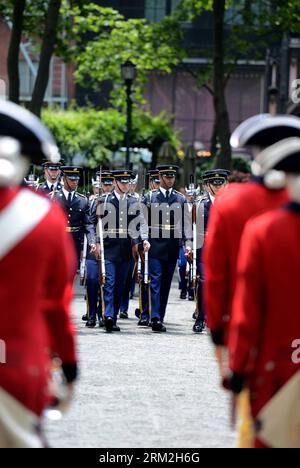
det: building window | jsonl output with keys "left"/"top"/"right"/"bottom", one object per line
{"left": 19, "top": 60, "right": 37, "bottom": 97}
{"left": 145, "top": 0, "right": 184, "bottom": 22}
{"left": 145, "top": 0, "right": 167, "bottom": 22}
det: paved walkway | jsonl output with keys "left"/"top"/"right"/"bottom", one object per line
{"left": 45, "top": 280, "right": 236, "bottom": 448}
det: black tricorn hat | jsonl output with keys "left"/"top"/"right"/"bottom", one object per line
{"left": 230, "top": 114, "right": 300, "bottom": 149}
{"left": 253, "top": 137, "right": 300, "bottom": 174}
{"left": 0, "top": 100, "right": 60, "bottom": 164}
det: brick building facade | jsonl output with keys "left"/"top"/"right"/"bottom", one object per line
{"left": 0, "top": 17, "right": 75, "bottom": 105}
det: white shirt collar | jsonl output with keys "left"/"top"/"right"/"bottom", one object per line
{"left": 47, "top": 180, "right": 57, "bottom": 190}
{"left": 209, "top": 193, "right": 215, "bottom": 204}
{"left": 114, "top": 190, "right": 126, "bottom": 201}
{"left": 160, "top": 187, "right": 173, "bottom": 197}
{"left": 63, "top": 188, "right": 75, "bottom": 200}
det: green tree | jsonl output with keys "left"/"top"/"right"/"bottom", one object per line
{"left": 71, "top": 4, "right": 184, "bottom": 107}
{"left": 42, "top": 107, "right": 180, "bottom": 168}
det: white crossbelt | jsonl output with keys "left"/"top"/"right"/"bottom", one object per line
{"left": 0, "top": 190, "right": 50, "bottom": 261}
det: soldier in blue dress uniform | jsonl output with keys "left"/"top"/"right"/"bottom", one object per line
{"left": 119, "top": 173, "right": 140, "bottom": 319}
{"left": 147, "top": 169, "right": 160, "bottom": 192}
{"left": 141, "top": 165, "right": 188, "bottom": 332}
{"left": 95, "top": 170, "right": 150, "bottom": 333}
{"left": 192, "top": 169, "right": 230, "bottom": 333}
{"left": 37, "top": 159, "right": 63, "bottom": 194}
{"left": 85, "top": 171, "right": 115, "bottom": 327}
{"left": 52, "top": 166, "right": 96, "bottom": 265}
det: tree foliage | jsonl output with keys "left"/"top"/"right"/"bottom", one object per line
{"left": 70, "top": 4, "right": 184, "bottom": 106}
{"left": 42, "top": 107, "right": 180, "bottom": 168}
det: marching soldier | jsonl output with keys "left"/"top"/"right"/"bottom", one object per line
{"left": 147, "top": 169, "right": 160, "bottom": 192}
{"left": 0, "top": 100, "right": 77, "bottom": 448}
{"left": 142, "top": 165, "right": 188, "bottom": 332}
{"left": 84, "top": 172, "right": 115, "bottom": 328}
{"left": 178, "top": 187, "right": 194, "bottom": 302}
{"left": 100, "top": 170, "right": 115, "bottom": 195}
{"left": 204, "top": 113, "right": 300, "bottom": 448}
{"left": 119, "top": 173, "right": 140, "bottom": 319}
{"left": 95, "top": 169, "right": 150, "bottom": 332}
{"left": 37, "top": 159, "right": 63, "bottom": 194}
{"left": 226, "top": 137, "right": 300, "bottom": 448}
{"left": 134, "top": 169, "right": 161, "bottom": 326}
{"left": 192, "top": 169, "right": 230, "bottom": 333}
{"left": 52, "top": 166, "right": 96, "bottom": 266}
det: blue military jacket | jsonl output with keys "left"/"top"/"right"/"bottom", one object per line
{"left": 53, "top": 190, "right": 95, "bottom": 245}
{"left": 93, "top": 191, "right": 147, "bottom": 263}
{"left": 142, "top": 188, "right": 186, "bottom": 261}
{"left": 37, "top": 181, "right": 63, "bottom": 194}
{"left": 196, "top": 192, "right": 212, "bottom": 262}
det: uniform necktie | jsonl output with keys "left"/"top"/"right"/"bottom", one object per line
{"left": 50, "top": 184, "right": 54, "bottom": 192}
{"left": 68, "top": 192, "right": 72, "bottom": 204}
{"left": 166, "top": 190, "right": 170, "bottom": 201}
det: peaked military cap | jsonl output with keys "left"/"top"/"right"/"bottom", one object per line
{"left": 96, "top": 171, "right": 114, "bottom": 185}
{"left": 202, "top": 169, "right": 230, "bottom": 185}
{"left": 157, "top": 165, "right": 179, "bottom": 177}
{"left": 147, "top": 169, "right": 160, "bottom": 183}
{"left": 61, "top": 166, "right": 82, "bottom": 180}
{"left": 42, "top": 158, "right": 62, "bottom": 169}
{"left": 230, "top": 114, "right": 300, "bottom": 149}
{"left": 253, "top": 137, "right": 300, "bottom": 175}
{"left": 0, "top": 100, "right": 60, "bottom": 164}
{"left": 113, "top": 169, "right": 134, "bottom": 183}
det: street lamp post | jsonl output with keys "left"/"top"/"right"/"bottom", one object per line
{"left": 121, "top": 60, "right": 137, "bottom": 168}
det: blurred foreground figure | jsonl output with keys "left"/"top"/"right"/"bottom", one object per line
{"left": 0, "top": 101, "right": 77, "bottom": 448}
{"left": 204, "top": 114, "right": 300, "bottom": 447}
{"left": 226, "top": 138, "right": 300, "bottom": 448}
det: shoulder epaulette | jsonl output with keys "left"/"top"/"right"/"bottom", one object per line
{"left": 174, "top": 190, "right": 185, "bottom": 198}
{"left": 76, "top": 192, "right": 86, "bottom": 198}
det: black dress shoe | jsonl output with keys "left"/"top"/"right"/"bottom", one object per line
{"left": 135, "top": 308, "right": 141, "bottom": 319}
{"left": 98, "top": 318, "right": 105, "bottom": 328}
{"left": 105, "top": 317, "right": 114, "bottom": 332}
{"left": 180, "top": 292, "right": 187, "bottom": 300}
{"left": 86, "top": 319, "right": 96, "bottom": 328}
{"left": 138, "top": 319, "right": 149, "bottom": 327}
{"left": 112, "top": 324, "right": 121, "bottom": 332}
{"left": 119, "top": 311, "right": 128, "bottom": 319}
{"left": 193, "top": 321, "right": 205, "bottom": 333}
{"left": 188, "top": 295, "right": 195, "bottom": 301}
{"left": 82, "top": 314, "right": 88, "bottom": 321}
{"left": 152, "top": 319, "right": 166, "bottom": 333}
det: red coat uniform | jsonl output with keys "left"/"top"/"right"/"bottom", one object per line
{"left": 203, "top": 181, "right": 288, "bottom": 345}
{"left": 0, "top": 187, "right": 77, "bottom": 416}
{"left": 229, "top": 206, "right": 300, "bottom": 417}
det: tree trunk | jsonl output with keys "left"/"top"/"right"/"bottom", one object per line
{"left": 29, "top": 0, "right": 62, "bottom": 117}
{"left": 213, "top": 0, "right": 232, "bottom": 169}
{"left": 7, "top": 0, "right": 26, "bottom": 104}
{"left": 210, "top": 118, "right": 219, "bottom": 158}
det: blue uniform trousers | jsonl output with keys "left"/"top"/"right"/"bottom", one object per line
{"left": 178, "top": 247, "right": 194, "bottom": 298}
{"left": 148, "top": 257, "right": 178, "bottom": 322}
{"left": 195, "top": 261, "right": 205, "bottom": 323}
{"left": 120, "top": 257, "right": 136, "bottom": 313}
{"left": 103, "top": 260, "right": 131, "bottom": 323}
{"left": 86, "top": 258, "right": 101, "bottom": 321}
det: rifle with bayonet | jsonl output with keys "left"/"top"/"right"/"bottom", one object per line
{"left": 97, "top": 166, "right": 106, "bottom": 287}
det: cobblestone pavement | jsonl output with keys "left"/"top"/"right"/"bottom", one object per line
{"left": 45, "top": 280, "right": 236, "bottom": 448}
